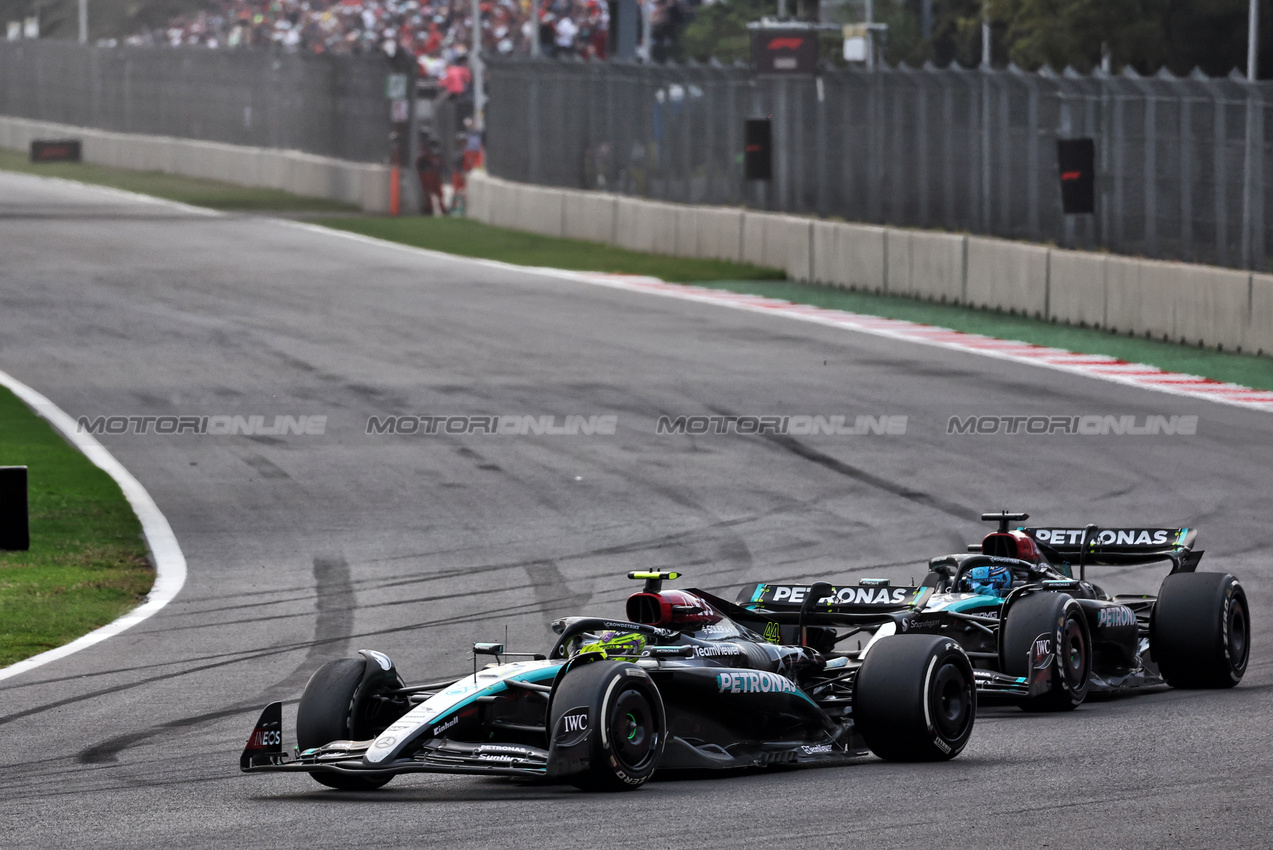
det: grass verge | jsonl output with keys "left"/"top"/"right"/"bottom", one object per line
{"left": 0, "top": 147, "right": 358, "bottom": 213}
{"left": 322, "top": 216, "right": 786, "bottom": 283}
{"left": 0, "top": 387, "right": 153, "bottom": 667}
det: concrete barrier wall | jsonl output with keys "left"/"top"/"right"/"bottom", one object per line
{"left": 562, "top": 189, "right": 618, "bottom": 245}
{"left": 811, "top": 221, "right": 886, "bottom": 290}
{"left": 743, "top": 213, "right": 813, "bottom": 282}
{"left": 1249, "top": 275, "right": 1273, "bottom": 355}
{"left": 517, "top": 184, "right": 565, "bottom": 239}
{"left": 0, "top": 114, "right": 391, "bottom": 212}
{"left": 1049, "top": 250, "right": 1107, "bottom": 327}
{"left": 966, "top": 236, "right": 1050, "bottom": 316}
{"left": 613, "top": 197, "right": 680, "bottom": 255}
{"left": 694, "top": 207, "right": 745, "bottom": 263}
{"left": 466, "top": 172, "right": 1270, "bottom": 356}
{"left": 888, "top": 230, "right": 965, "bottom": 302}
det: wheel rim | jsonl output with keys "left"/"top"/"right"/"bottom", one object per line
{"left": 609, "top": 687, "right": 658, "bottom": 772}
{"left": 1060, "top": 616, "right": 1088, "bottom": 693}
{"left": 929, "top": 661, "right": 973, "bottom": 740}
{"left": 1228, "top": 600, "right": 1249, "bottom": 670}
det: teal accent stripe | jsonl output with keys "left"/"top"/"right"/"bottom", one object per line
{"left": 944, "top": 595, "right": 1003, "bottom": 613}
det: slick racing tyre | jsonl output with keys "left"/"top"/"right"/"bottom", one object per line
{"left": 1152, "top": 572, "right": 1249, "bottom": 689}
{"left": 1001, "top": 592, "right": 1090, "bottom": 712}
{"left": 855, "top": 635, "right": 976, "bottom": 762}
{"left": 550, "top": 660, "right": 666, "bottom": 791}
{"left": 296, "top": 657, "right": 402, "bottom": 790}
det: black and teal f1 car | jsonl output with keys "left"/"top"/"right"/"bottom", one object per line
{"left": 241, "top": 572, "right": 977, "bottom": 792}
{"left": 739, "top": 511, "right": 1249, "bottom": 712}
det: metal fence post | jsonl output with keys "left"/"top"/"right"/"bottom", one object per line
{"left": 1180, "top": 90, "right": 1194, "bottom": 261}
{"left": 1144, "top": 90, "right": 1158, "bottom": 258}
{"left": 816, "top": 75, "right": 829, "bottom": 218}
{"left": 1242, "top": 84, "right": 1260, "bottom": 269}
{"left": 939, "top": 73, "right": 956, "bottom": 226}
{"left": 1025, "top": 75, "right": 1041, "bottom": 242}
{"left": 1214, "top": 92, "right": 1229, "bottom": 267}
{"left": 1112, "top": 88, "right": 1126, "bottom": 253}
{"left": 916, "top": 72, "right": 930, "bottom": 228}
{"left": 981, "top": 71, "right": 992, "bottom": 232}
{"left": 869, "top": 71, "right": 884, "bottom": 223}
{"left": 1254, "top": 88, "right": 1266, "bottom": 270}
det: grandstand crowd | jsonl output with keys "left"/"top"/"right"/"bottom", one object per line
{"left": 123, "top": 0, "right": 618, "bottom": 80}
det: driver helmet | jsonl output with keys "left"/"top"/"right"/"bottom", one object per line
{"left": 961, "top": 564, "right": 1013, "bottom": 598}
{"left": 574, "top": 629, "right": 647, "bottom": 659}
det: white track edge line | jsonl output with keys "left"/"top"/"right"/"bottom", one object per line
{"left": 0, "top": 369, "right": 188, "bottom": 683}
{"left": 286, "top": 220, "right": 1273, "bottom": 414}
{"left": 1, "top": 170, "right": 222, "bottom": 216}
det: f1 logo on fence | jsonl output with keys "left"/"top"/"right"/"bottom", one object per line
{"left": 1057, "top": 138, "right": 1095, "bottom": 215}
{"left": 750, "top": 26, "right": 818, "bottom": 74}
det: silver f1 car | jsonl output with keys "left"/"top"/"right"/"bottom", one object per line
{"left": 240, "top": 571, "right": 977, "bottom": 791}
{"left": 740, "top": 511, "right": 1249, "bottom": 712}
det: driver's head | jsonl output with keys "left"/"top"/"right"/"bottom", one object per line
{"left": 961, "top": 564, "right": 1013, "bottom": 597}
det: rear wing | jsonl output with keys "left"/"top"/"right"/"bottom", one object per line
{"left": 735, "top": 581, "right": 932, "bottom": 622}
{"left": 1021, "top": 527, "right": 1201, "bottom": 569}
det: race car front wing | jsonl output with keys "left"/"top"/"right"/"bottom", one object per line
{"left": 240, "top": 702, "right": 552, "bottom": 780}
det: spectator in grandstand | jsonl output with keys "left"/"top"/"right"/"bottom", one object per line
{"left": 128, "top": 0, "right": 623, "bottom": 69}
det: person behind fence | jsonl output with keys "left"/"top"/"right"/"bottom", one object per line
{"left": 417, "top": 140, "right": 446, "bottom": 216}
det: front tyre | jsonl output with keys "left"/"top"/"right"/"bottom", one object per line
{"left": 296, "top": 658, "right": 401, "bottom": 790}
{"left": 855, "top": 635, "right": 976, "bottom": 762}
{"left": 550, "top": 661, "right": 666, "bottom": 791}
{"left": 1001, "top": 592, "right": 1090, "bottom": 712}
{"left": 1152, "top": 572, "right": 1249, "bottom": 688}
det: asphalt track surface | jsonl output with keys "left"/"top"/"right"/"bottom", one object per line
{"left": 2, "top": 172, "right": 1271, "bottom": 849}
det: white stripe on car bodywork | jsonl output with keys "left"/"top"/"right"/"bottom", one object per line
{"left": 364, "top": 659, "right": 561, "bottom": 763}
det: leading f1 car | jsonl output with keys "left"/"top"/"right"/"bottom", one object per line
{"left": 740, "top": 511, "right": 1249, "bottom": 712}
{"left": 240, "top": 571, "right": 977, "bottom": 791}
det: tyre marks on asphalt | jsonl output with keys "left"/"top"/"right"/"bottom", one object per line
{"left": 264, "top": 555, "right": 355, "bottom": 693}
{"left": 70, "top": 556, "right": 354, "bottom": 767}
{"left": 759, "top": 433, "right": 977, "bottom": 523}
{"left": 240, "top": 453, "right": 292, "bottom": 480}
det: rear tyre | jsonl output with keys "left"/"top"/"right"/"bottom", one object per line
{"left": 1152, "top": 572, "right": 1249, "bottom": 688}
{"left": 855, "top": 635, "right": 976, "bottom": 761}
{"left": 550, "top": 661, "right": 666, "bottom": 791}
{"left": 1001, "top": 592, "right": 1090, "bottom": 712}
{"left": 296, "top": 658, "right": 396, "bottom": 790}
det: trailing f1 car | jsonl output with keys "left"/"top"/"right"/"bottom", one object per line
{"left": 740, "top": 511, "right": 1249, "bottom": 712}
{"left": 240, "top": 571, "right": 977, "bottom": 791}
